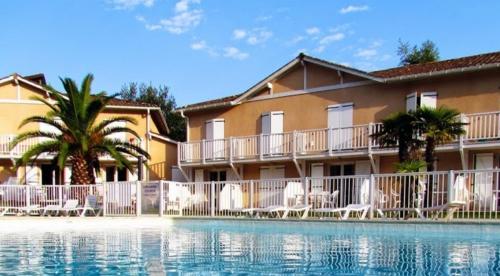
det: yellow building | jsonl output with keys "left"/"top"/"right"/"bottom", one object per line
{"left": 0, "top": 73, "right": 178, "bottom": 184}
{"left": 176, "top": 51, "right": 500, "bottom": 182}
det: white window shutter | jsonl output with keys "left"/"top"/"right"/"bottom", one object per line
{"left": 327, "top": 105, "right": 341, "bottom": 129}
{"left": 406, "top": 92, "right": 417, "bottom": 112}
{"left": 270, "top": 112, "right": 284, "bottom": 134}
{"left": 213, "top": 120, "right": 225, "bottom": 139}
{"left": 340, "top": 103, "right": 353, "bottom": 128}
{"left": 205, "top": 120, "right": 214, "bottom": 139}
{"left": 64, "top": 166, "right": 72, "bottom": 185}
{"left": 421, "top": 92, "right": 437, "bottom": 109}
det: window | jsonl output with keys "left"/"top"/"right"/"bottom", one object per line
{"left": 406, "top": 92, "right": 437, "bottom": 111}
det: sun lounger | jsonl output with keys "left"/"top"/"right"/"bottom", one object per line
{"left": 282, "top": 204, "right": 311, "bottom": 219}
{"left": 338, "top": 204, "right": 371, "bottom": 220}
{"left": 43, "top": 199, "right": 79, "bottom": 216}
{"left": 78, "top": 195, "right": 101, "bottom": 217}
{"left": 0, "top": 205, "right": 42, "bottom": 216}
{"left": 245, "top": 205, "right": 287, "bottom": 218}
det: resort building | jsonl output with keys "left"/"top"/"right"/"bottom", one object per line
{"left": 0, "top": 73, "right": 178, "bottom": 185}
{"left": 176, "top": 51, "right": 500, "bottom": 182}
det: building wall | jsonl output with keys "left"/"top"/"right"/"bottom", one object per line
{"left": 186, "top": 68, "right": 500, "bottom": 141}
{"left": 0, "top": 80, "right": 176, "bottom": 183}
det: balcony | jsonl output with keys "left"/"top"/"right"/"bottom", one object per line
{"left": 179, "top": 111, "right": 500, "bottom": 165}
{"left": 0, "top": 134, "right": 144, "bottom": 160}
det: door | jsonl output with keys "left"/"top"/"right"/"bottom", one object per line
{"left": 328, "top": 103, "right": 353, "bottom": 150}
{"left": 258, "top": 166, "right": 285, "bottom": 207}
{"left": 205, "top": 119, "right": 225, "bottom": 160}
{"left": 41, "top": 164, "right": 60, "bottom": 185}
{"left": 474, "top": 153, "right": 494, "bottom": 210}
{"left": 262, "top": 112, "right": 284, "bottom": 155}
{"left": 311, "top": 163, "right": 324, "bottom": 193}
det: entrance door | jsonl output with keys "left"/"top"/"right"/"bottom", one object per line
{"left": 259, "top": 166, "right": 285, "bottom": 206}
{"left": 41, "top": 164, "right": 61, "bottom": 185}
{"left": 474, "top": 153, "right": 494, "bottom": 211}
{"left": 311, "top": 163, "right": 324, "bottom": 193}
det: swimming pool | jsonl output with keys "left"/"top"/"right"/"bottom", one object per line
{"left": 0, "top": 218, "right": 499, "bottom": 275}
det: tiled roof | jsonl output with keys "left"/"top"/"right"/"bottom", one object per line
{"left": 108, "top": 98, "right": 160, "bottom": 108}
{"left": 182, "top": 93, "right": 242, "bottom": 110}
{"left": 371, "top": 51, "right": 500, "bottom": 78}
{"left": 180, "top": 51, "right": 500, "bottom": 111}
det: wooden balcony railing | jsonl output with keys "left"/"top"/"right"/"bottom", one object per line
{"left": 178, "top": 110, "right": 500, "bottom": 164}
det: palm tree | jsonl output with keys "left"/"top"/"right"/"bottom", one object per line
{"left": 11, "top": 74, "right": 150, "bottom": 185}
{"left": 371, "top": 111, "right": 422, "bottom": 163}
{"left": 414, "top": 107, "right": 466, "bottom": 171}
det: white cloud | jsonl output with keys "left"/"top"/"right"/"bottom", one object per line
{"left": 136, "top": 0, "right": 203, "bottom": 34}
{"left": 319, "top": 33, "right": 345, "bottom": 45}
{"left": 246, "top": 28, "right": 273, "bottom": 45}
{"left": 175, "top": 0, "right": 200, "bottom": 13}
{"left": 160, "top": 9, "right": 203, "bottom": 34}
{"left": 314, "top": 45, "right": 326, "bottom": 53}
{"left": 223, "top": 47, "right": 249, "bottom": 60}
{"left": 355, "top": 48, "right": 377, "bottom": 58}
{"left": 339, "top": 5, "right": 369, "bottom": 14}
{"left": 233, "top": 29, "right": 247, "bottom": 40}
{"left": 109, "top": 0, "right": 154, "bottom": 9}
{"left": 306, "top": 27, "right": 320, "bottom": 35}
{"left": 287, "top": 35, "right": 305, "bottom": 45}
{"left": 191, "top": 40, "right": 207, "bottom": 50}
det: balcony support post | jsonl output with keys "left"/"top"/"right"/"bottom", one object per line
{"left": 259, "top": 133, "right": 264, "bottom": 161}
{"left": 201, "top": 139, "right": 206, "bottom": 165}
{"left": 176, "top": 142, "right": 192, "bottom": 182}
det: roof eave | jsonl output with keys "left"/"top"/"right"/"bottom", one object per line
{"left": 382, "top": 62, "right": 500, "bottom": 82}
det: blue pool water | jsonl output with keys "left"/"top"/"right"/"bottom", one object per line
{"left": 0, "top": 219, "right": 500, "bottom": 275}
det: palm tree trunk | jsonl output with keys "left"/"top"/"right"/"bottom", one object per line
{"left": 71, "top": 154, "right": 95, "bottom": 185}
{"left": 425, "top": 138, "right": 436, "bottom": 171}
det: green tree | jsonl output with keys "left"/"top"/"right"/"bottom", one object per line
{"left": 120, "top": 83, "right": 186, "bottom": 141}
{"left": 414, "top": 106, "right": 466, "bottom": 171}
{"left": 397, "top": 39, "right": 440, "bottom": 65}
{"left": 11, "top": 74, "right": 150, "bottom": 184}
{"left": 371, "top": 112, "right": 422, "bottom": 163}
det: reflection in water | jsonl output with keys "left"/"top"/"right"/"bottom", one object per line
{"left": 0, "top": 221, "right": 499, "bottom": 275}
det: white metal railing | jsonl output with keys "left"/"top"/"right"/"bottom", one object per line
{"left": 1, "top": 169, "right": 499, "bottom": 220}
{"left": 178, "top": 111, "right": 500, "bottom": 164}
{"left": 0, "top": 135, "right": 40, "bottom": 156}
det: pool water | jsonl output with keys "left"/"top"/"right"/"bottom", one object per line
{"left": 0, "top": 219, "right": 499, "bottom": 275}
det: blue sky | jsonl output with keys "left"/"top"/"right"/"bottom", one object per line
{"left": 1, "top": 1, "right": 499, "bottom": 106}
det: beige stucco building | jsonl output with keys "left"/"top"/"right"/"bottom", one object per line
{"left": 176, "top": 52, "right": 500, "bottom": 183}
{"left": 0, "top": 73, "right": 178, "bottom": 185}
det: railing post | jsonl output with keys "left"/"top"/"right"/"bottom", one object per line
{"left": 368, "top": 123, "right": 373, "bottom": 153}
{"left": 259, "top": 133, "right": 264, "bottom": 160}
{"left": 303, "top": 177, "right": 309, "bottom": 206}
{"left": 229, "top": 137, "right": 233, "bottom": 162}
{"left": 369, "top": 174, "right": 375, "bottom": 219}
{"left": 201, "top": 140, "right": 206, "bottom": 164}
{"left": 210, "top": 181, "right": 216, "bottom": 217}
{"left": 25, "top": 185, "right": 30, "bottom": 207}
{"left": 328, "top": 127, "right": 333, "bottom": 156}
{"left": 136, "top": 181, "right": 142, "bottom": 216}
{"left": 159, "top": 181, "right": 164, "bottom": 217}
{"left": 250, "top": 180, "right": 254, "bottom": 209}
{"left": 459, "top": 114, "right": 466, "bottom": 146}
{"left": 58, "top": 185, "right": 63, "bottom": 207}
{"left": 102, "top": 182, "right": 107, "bottom": 216}
{"left": 292, "top": 130, "right": 297, "bottom": 159}
{"left": 447, "top": 170, "right": 454, "bottom": 203}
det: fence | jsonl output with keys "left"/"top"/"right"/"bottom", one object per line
{"left": 0, "top": 169, "right": 499, "bottom": 220}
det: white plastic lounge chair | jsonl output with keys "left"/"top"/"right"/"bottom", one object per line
{"left": 282, "top": 204, "right": 311, "bottom": 219}
{"left": 43, "top": 199, "right": 79, "bottom": 216}
{"left": 414, "top": 201, "right": 466, "bottom": 220}
{"left": 78, "top": 195, "right": 101, "bottom": 217}
{"left": 18, "top": 204, "right": 43, "bottom": 216}
{"left": 339, "top": 204, "right": 371, "bottom": 220}
{"left": 250, "top": 205, "right": 287, "bottom": 218}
